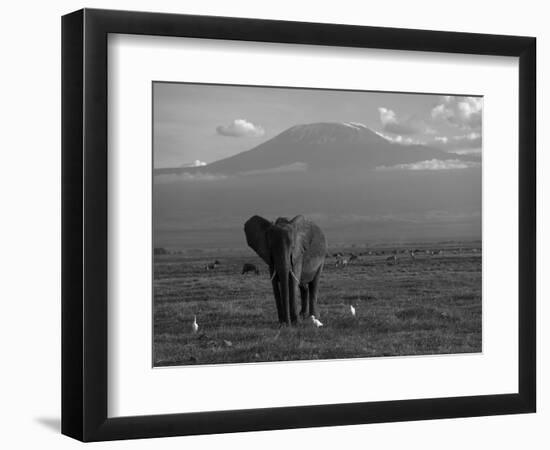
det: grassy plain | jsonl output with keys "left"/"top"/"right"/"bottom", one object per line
{"left": 153, "top": 242, "right": 481, "bottom": 367}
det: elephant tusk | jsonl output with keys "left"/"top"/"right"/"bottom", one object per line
{"left": 270, "top": 269, "right": 299, "bottom": 283}
{"left": 289, "top": 269, "right": 300, "bottom": 284}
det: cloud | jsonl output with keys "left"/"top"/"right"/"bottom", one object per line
{"left": 431, "top": 103, "right": 454, "bottom": 121}
{"left": 431, "top": 96, "right": 482, "bottom": 130}
{"left": 431, "top": 131, "right": 482, "bottom": 153}
{"left": 179, "top": 172, "right": 227, "bottom": 181}
{"left": 239, "top": 162, "right": 308, "bottom": 176}
{"left": 378, "top": 107, "right": 423, "bottom": 135}
{"left": 154, "top": 162, "right": 308, "bottom": 183}
{"left": 216, "top": 119, "right": 265, "bottom": 137}
{"left": 376, "top": 158, "right": 481, "bottom": 171}
{"left": 457, "top": 98, "right": 482, "bottom": 127}
{"left": 453, "top": 131, "right": 482, "bottom": 148}
{"left": 375, "top": 131, "right": 425, "bottom": 146}
{"left": 181, "top": 159, "right": 207, "bottom": 168}
{"left": 378, "top": 107, "right": 397, "bottom": 125}
{"left": 450, "top": 148, "right": 482, "bottom": 155}
{"left": 154, "top": 172, "right": 227, "bottom": 183}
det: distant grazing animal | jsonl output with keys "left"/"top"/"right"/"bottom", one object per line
{"left": 350, "top": 305, "right": 356, "bottom": 317}
{"left": 386, "top": 255, "right": 398, "bottom": 265}
{"left": 311, "top": 316, "right": 323, "bottom": 328}
{"left": 242, "top": 263, "right": 260, "bottom": 275}
{"left": 191, "top": 315, "right": 199, "bottom": 333}
{"left": 336, "top": 257, "right": 349, "bottom": 267}
{"left": 244, "top": 215, "right": 327, "bottom": 326}
{"left": 204, "top": 261, "right": 220, "bottom": 271}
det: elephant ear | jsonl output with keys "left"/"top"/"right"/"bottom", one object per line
{"left": 290, "top": 215, "right": 307, "bottom": 264}
{"left": 290, "top": 215, "right": 306, "bottom": 227}
{"left": 244, "top": 215, "right": 272, "bottom": 266}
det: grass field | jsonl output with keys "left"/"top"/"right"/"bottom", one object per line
{"left": 153, "top": 242, "right": 481, "bottom": 367}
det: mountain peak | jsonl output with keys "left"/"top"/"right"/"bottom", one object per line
{"left": 281, "top": 122, "right": 381, "bottom": 145}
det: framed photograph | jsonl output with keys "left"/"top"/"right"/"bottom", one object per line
{"left": 61, "top": 8, "right": 536, "bottom": 442}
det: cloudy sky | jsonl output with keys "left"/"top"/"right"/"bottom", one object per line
{"left": 153, "top": 82, "right": 482, "bottom": 169}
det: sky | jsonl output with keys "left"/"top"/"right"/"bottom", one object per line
{"left": 153, "top": 82, "right": 482, "bottom": 169}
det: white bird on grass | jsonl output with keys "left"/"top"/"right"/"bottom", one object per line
{"left": 350, "top": 305, "right": 356, "bottom": 317}
{"left": 311, "top": 316, "right": 323, "bottom": 328}
{"left": 191, "top": 315, "right": 199, "bottom": 333}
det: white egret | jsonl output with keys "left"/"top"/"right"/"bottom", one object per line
{"left": 311, "top": 316, "right": 323, "bottom": 328}
{"left": 191, "top": 315, "right": 199, "bottom": 333}
{"left": 350, "top": 305, "right": 356, "bottom": 317}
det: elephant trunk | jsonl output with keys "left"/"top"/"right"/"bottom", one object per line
{"left": 280, "top": 267, "right": 291, "bottom": 326}
{"left": 273, "top": 252, "right": 292, "bottom": 325}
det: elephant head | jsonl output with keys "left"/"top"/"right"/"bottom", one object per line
{"left": 244, "top": 215, "right": 327, "bottom": 325}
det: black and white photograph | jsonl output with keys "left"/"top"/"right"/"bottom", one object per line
{"left": 153, "top": 83, "right": 483, "bottom": 367}
{"left": 0, "top": 0, "right": 543, "bottom": 446}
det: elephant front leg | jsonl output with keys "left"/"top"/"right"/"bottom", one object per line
{"left": 308, "top": 271, "right": 321, "bottom": 318}
{"left": 271, "top": 277, "right": 285, "bottom": 324}
{"left": 299, "top": 285, "right": 309, "bottom": 319}
{"left": 289, "top": 274, "right": 298, "bottom": 325}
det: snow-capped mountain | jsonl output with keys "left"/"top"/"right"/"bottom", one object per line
{"left": 155, "top": 122, "right": 475, "bottom": 175}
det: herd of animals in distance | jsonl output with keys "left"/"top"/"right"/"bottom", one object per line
{"left": 155, "top": 247, "right": 475, "bottom": 271}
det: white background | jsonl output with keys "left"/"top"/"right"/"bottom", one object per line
{"left": 0, "top": 0, "right": 547, "bottom": 449}
{"left": 109, "top": 35, "right": 518, "bottom": 417}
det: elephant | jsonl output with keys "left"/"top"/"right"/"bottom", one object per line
{"left": 244, "top": 215, "right": 327, "bottom": 326}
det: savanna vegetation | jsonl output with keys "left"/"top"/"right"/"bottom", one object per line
{"left": 153, "top": 242, "right": 481, "bottom": 367}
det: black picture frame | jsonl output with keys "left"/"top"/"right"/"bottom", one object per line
{"left": 61, "top": 8, "right": 536, "bottom": 442}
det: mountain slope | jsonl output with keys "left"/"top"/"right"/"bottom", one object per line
{"left": 155, "top": 122, "right": 476, "bottom": 175}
